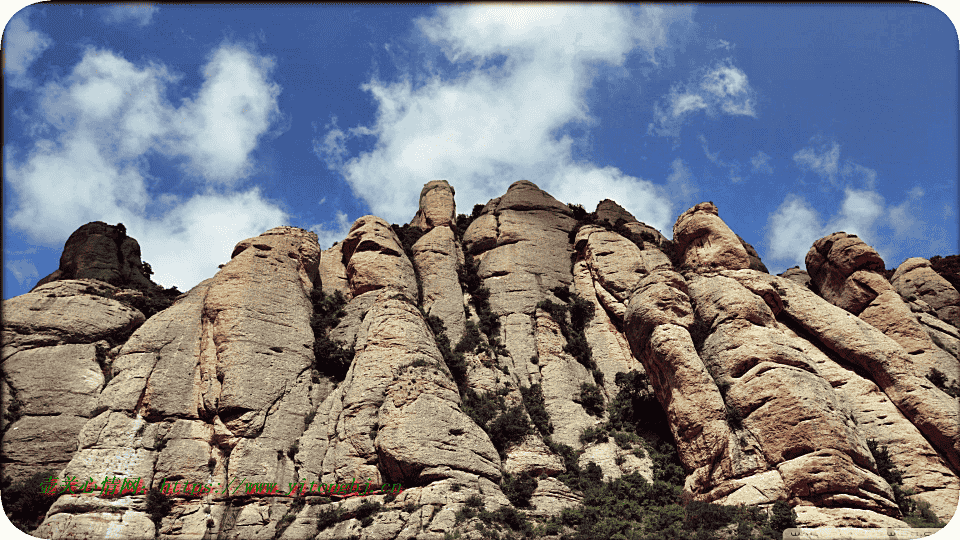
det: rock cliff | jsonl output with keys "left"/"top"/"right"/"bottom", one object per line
{"left": 3, "top": 182, "right": 958, "bottom": 539}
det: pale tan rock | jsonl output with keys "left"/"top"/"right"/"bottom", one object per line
{"left": 780, "top": 266, "right": 812, "bottom": 289}
{"left": 503, "top": 434, "right": 564, "bottom": 477}
{"left": 577, "top": 226, "right": 646, "bottom": 305}
{"left": 758, "top": 273, "right": 960, "bottom": 472}
{"left": 299, "top": 290, "right": 501, "bottom": 490}
{"left": 778, "top": 321, "right": 959, "bottom": 523}
{"left": 529, "top": 476, "right": 582, "bottom": 515}
{"left": 673, "top": 202, "right": 750, "bottom": 272}
{"left": 736, "top": 234, "right": 769, "bottom": 273}
{"left": 410, "top": 180, "right": 456, "bottom": 231}
{"left": 577, "top": 439, "right": 653, "bottom": 483}
{"left": 625, "top": 270, "right": 732, "bottom": 492}
{"left": 318, "top": 241, "right": 350, "bottom": 299}
{"left": 341, "top": 215, "right": 418, "bottom": 301}
{"left": 36, "top": 505, "right": 156, "bottom": 540}
{"left": 893, "top": 257, "right": 960, "bottom": 328}
{"left": 805, "top": 232, "right": 887, "bottom": 312}
{"left": 572, "top": 259, "right": 643, "bottom": 399}
{"left": 31, "top": 221, "right": 161, "bottom": 293}
{"left": 793, "top": 506, "right": 909, "bottom": 528}
{"left": 2, "top": 279, "right": 145, "bottom": 352}
{"left": 860, "top": 289, "right": 960, "bottom": 383}
{"left": 534, "top": 308, "right": 600, "bottom": 448}
{"left": 3, "top": 343, "right": 103, "bottom": 416}
{"left": 413, "top": 226, "right": 466, "bottom": 344}
{"left": 712, "top": 470, "right": 787, "bottom": 506}
{"left": 0, "top": 414, "right": 90, "bottom": 485}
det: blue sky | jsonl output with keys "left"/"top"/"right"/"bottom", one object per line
{"left": 2, "top": 3, "right": 958, "bottom": 301}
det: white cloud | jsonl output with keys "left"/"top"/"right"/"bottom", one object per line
{"left": 751, "top": 150, "right": 773, "bottom": 174}
{"left": 707, "top": 39, "right": 733, "bottom": 51}
{"left": 766, "top": 186, "right": 930, "bottom": 273}
{"left": 648, "top": 58, "right": 757, "bottom": 137}
{"left": 5, "top": 259, "right": 39, "bottom": 288}
{"left": 309, "top": 211, "right": 353, "bottom": 250}
{"left": 665, "top": 158, "right": 698, "bottom": 208}
{"left": 316, "top": 4, "right": 695, "bottom": 234}
{"left": 766, "top": 194, "right": 823, "bottom": 267}
{"left": 793, "top": 136, "right": 841, "bottom": 187}
{"left": 4, "top": 42, "right": 288, "bottom": 293}
{"left": 698, "top": 133, "right": 744, "bottom": 183}
{"left": 3, "top": 14, "right": 54, "bottom": 90}
{"left": 101, "top": 4, "right": 159, "bottom": 27}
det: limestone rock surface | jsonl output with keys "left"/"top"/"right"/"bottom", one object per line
{"left": 10, "top": 182, "right": 960, "bottom": 538}
{"left": 892, "top": 257, "right": 960, "bottom": 328}
{"left": 31, "top": 221, "right": 160, "bottom": 293}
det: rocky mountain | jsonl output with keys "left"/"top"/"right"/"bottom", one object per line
{"left": 2, "top": 179, "right": 958, "bottom": 539}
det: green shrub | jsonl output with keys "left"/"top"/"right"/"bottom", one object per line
{"left": 355, "top": 499, "right": 382, "bottom": 527}
{"left": 550, "top": 285, "right": 572, "bottom": 303}
{"left": 613, "top": 431, "right": 637, "bottom": 449}
{"left": 579, "top": 425, "right": 608, "bottom": 445}
{"left": 462, "top": 390, "right": 506, "bottom": 431}
{"left": 145, "top": 488, "right": 174, "bottom": 524}
{"left": 315, "top": 506, "right": 341, "bottom": 531}
{"left": 501, "top": 471, "right": 537, "bottom": 508}
{"left": 0, "top": 471, "right": 60, "bottom": 532}
{"left": 488, "top": 405, "right": 533, "bottom": 456}
{"left": 769, "top": 500, "right": 797, "bottom": 534}
{"left": 310, "top": 290, "right": 354, "bottom": 381}
{"left": 390, "top": 223, "right": 426, "bottom": 258}
{"left": 465, "top": 494, "right": 484, "bottom": 508}
{"left": 287, "top": 442, "right": 299, "bottom": 458}
{"left": 576, "top": 383, "right": 605, "bottom": 417}
{"left": 684, "top": 500, "right": 735, "bottom": 530}
{"left": 519, "top": 383, "right": 553, "bottom": 437}
{"left": 454, "top": 320, "right": 482, "bottom": 354}
{"left": 725, "top": 404, "right": 744, "bottom": 430}
{"left": 867, "top": 439, "right": 902, "bottom": 485}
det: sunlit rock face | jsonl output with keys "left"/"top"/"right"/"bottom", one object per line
{"left": 9, "top": 184, "right": 959, "bottom": 539}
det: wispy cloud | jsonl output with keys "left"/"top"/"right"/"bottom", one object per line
{"left": 4, "top": 259, "right": 39, "bottom": 288}
{"left": 315, "top": 4, "right": 696, "bottom": 234}
{"left": 751, "top": 150, "right": 773, "bottom": 174}
{"left": 309, "top": 210, "right": 353, "bottom": 250}
{"left": 4, "top": 41, "right": 289, "bottom": 292}
{"left": 3, "top": 13, "right": 54, "bottom": 90}
{"left": 101, "top": 4, "right": 159, "bottom": 27}
{"left": 648, "top": 58, "right": 757, "bottom": 138}
{"left": 698, "top": 133, "right": 745, "bottom": 183}
{"left": 792, "top": 135, "right": 841, "bottom": 187}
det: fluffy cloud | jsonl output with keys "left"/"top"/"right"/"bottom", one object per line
{"left": 767, "top": 143, "right": 932, "bottom": 272}
{"left": 4, "top": 42, "right": 289, "bottom": 292}
{"left": 101, "top": 4, "right": 159, "bottom": 27}
{"left": 648, "top": 58, "right": 757, "bottom": 137}
{"left": 316, "top": 4, "right": 696, "bottom": 234}
{"left": 3, "top": 14, "right": 54, "bottom": 90}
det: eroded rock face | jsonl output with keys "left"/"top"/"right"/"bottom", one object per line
{"left": 892, "top": 257, "right": 960, "bottom": 329}
{"left": 31, "top": 221, "right": 161, "bottom": 293}
{"left": 806, "top": 233, "right": 960, "bottom": 391}
{"left": 341, "top": 216, "right": 418, "bottom": 301}
{"left": 15, "top": 183, "right": 960, "bottom": 538}
{"left": 673, "top": 202, "right": 750, "bottom": 272}
{"left": 409, "top": 180, "right": 456, "bottom": 231}
{"left": 1, "top": 279, "right": 145, "bottom": 484}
